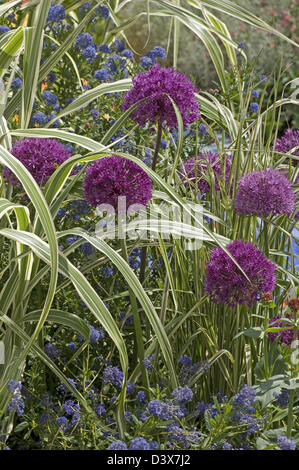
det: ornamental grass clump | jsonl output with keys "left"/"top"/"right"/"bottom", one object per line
{"left": 234, "top": 168, "right": 296, "bottom": 217}
{"left": 204, "top": 240, "right": 276, "bottom": 307}
{"left": 83, "top": 155, "right": 152, "bottom": 211}
{"left": 3, "top": 138, "right": 72, "bottom": 186}
{"left": 180, "top": 151, "right": 232, "bottom": 194}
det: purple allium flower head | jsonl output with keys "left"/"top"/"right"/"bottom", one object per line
{"left": 3, "top": 138, "right": 72, "bottom": 186}
{"left": 180, "top": 152, "right": 232, "bottom": 194}
{"left": 83, "top": 155, "right": 152, "bottom": 212}
{"left": 122, "top": 64, "right": 199, "bottom": 130}
{"left": 205, "top": 240, "right": 276, "bottom": 307}
{"left": 107, "top": 440, "right": 128, "bottom": 450}
{"left": 275, "top": 128, "right": 299, "bottom": 164}
{"left": 129, "top": 437, "right": 151, "bottom": 450}
{"left": 267, "top": 313, "right": 298, "bottom": 345}
{"left": 234, "top": 168, "right": 296, "bottom": 217}
{"left": 277, "top": 435, "right": 296, "bottom": 450}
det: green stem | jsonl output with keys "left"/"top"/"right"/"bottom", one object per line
{"left": 139, "top": 118, "right": 163, "bottom": 285}
{"left": 263, "top": 219, "right": 269, "bottom": 258}
{"left": 120, "top": 240, "right": 150, "bottom": 396}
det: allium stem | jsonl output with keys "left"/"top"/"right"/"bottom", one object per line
{"left": 139, "top": 118, "right": 163, "bottom": 285}
{"left": 263, "top": 219, "right": 269, "bottom": 258}
{"left": 120, "top": 240, "right": 150, "bottom": 396}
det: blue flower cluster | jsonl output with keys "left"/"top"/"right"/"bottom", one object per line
{"left": 178, "top": 354, "right": 210, "bottom": 384}
{"left": 140, "top": 46, "right": 166, "bottom": 68}
{"left": 47, "top": 5, "right": 66, "bottom": 23}
{"left": 7, "top": 380, "right": 25, "bottom": 417}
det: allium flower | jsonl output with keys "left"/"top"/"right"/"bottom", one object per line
{"left": 3, "top": 138, "right": 72, "bottom": 187}
{"left": 180, "top": 152, "right": 232, "bottom": 194}
{"left": 94, "top": 68, "right": 110, "bottom": 81}
{"left": 122, "top": 64, "right": 199, "bottom": 130}
{"left": 47, "top": 5, "right": 65, "bottom": 23}
{"left": 107, "top": 441, "right": 128, "bottom": 450}
{"left": 267, "top": 313, "right": 298, "bottom": 346}
{"left": 234, "top": 169, "right": 296, "bottom": 217}
{"left": 277, "top": 435, "right": 296, "bottom": 450}
{"left": 205, "top": 240, "right": 276, "bottom": 307}
{"left": 83, "top": 155, "right": 152, "bottom": 211}
{"left": 275, "top": 128, "right": 299, "bottom": 164}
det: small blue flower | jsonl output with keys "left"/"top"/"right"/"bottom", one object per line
{"left": 238, "top": 42, "right": 247, "bottom": 51}
{"left": 32, "top": 112, "right": 47, "bottom": 125}
{"left": 249, "top": 102, "right": 259, "bottom": 114}
{"left": 199, "top": 123, "right": 207, "bottom": 134}
{"left": 75, "top": 32, "right": 94, "bottom": 50}
{"left": 80, "top": 242, "right": 94, "bottom": 257}
{"left": 98, "top": 44, "right": 111, "bottom": 53}
{"left": 122, "top": 49, "right": 134, "bottom": 59}
{"left": 96, "top": 6, "right": 110, "bottom": 19}
{"left": 129, "top": 437, "right": 151, "bottom": 450}
{"left": 101, "top": 266, "right": 114, "bottom": 278}
{"left": 112, "top": 39, "right": 125, "bottom": 53}
{"left": 140, "top": 56, "right": 153, "bottom": 68}
{"left": 0, "top": 26, "right": 10, "bottom": 35}
{"left": 12, "top": 78, "right": 22, "bottom": 88}
{"left": 251, "top": 90, "right": 259, "bottom": 98}
{"left": 89, "top": 325, "right": 104, "bottom": 343}
{"left": 42, "top": 91, "right": 58, "bottom": 105}
{"left": 68, "top": 342, "right": 77, "bottom": 351}
{"left": 44, "top": 342, "right": 60, "bottom": 360}
{"left": 277, "top": 435, "right": 296, "bottom": 450}
{"left": 107, "top": 441, "right": 128, "bottom": 450}
{"left": 259, "top": 74, "right": 267, "bottom": 83}
{"left": 47, "top": 5, "right": 65, "bottom": 23}
{"left": 91, "top": 109, "right": 100, "bottom": 119}
{"left": 56, "top": 416, "right": 68, "bottom": 432}
{"left": 94, "top": 68, "right": 111, "bottom": 82}
{"left": 137, "top": 390, "right": 147, "bottom": 405}
{"left": 82, "top": 46, "right": 97, "bottom": 61}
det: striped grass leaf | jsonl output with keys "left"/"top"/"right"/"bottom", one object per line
{"left": 0, "top": 26, "right": 24, "bottom": 80}
{"left": 20, "top": 0, "right": 51, "bottom": 129}
{"left": 187, "top": 0, "right": 299, "bottom": 48}
{"left": 0, "top": 145, "right": 58, "bottom": 377}
{"left": 22, "top": 309, "right": 91, "bottom": 340}
{"left": 0, "top": 227, "right": 128, "bottom": 434}
{"left": 57, "top": 227, "right": 178, "bottom": 389}
{"left": 0, "top": 1, "right": 22, "bottom": 18}
{"left": 45, "top": 78, "right": 132, "bottom": 127}
{"left": 0, "top": 314, "right": 94, "bottom": 416}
